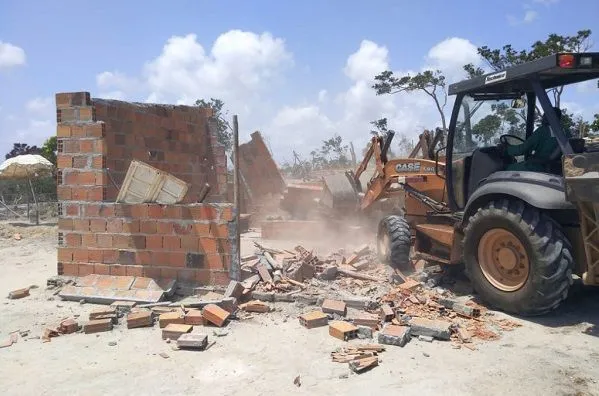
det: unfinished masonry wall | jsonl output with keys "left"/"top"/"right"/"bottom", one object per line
{"left": 55, "top": 92, "right": 237, "bottom": 285}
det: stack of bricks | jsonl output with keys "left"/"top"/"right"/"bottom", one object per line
{"left": 55, "top": 92, "right": 238, "bottom": 285}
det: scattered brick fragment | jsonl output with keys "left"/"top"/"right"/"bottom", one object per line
{"left": 202, "top": 304, "right": 230, "bottom": 327}
{"left": 177, "top": 333, "right": 208, "bottom": 350}
{"left": 349, "top": 356, "right": 378, "bottom": 373}
{"left": 8, "top": 288, "right": 30, "bottom": 299}
{"left": 184, "top": 309, "right": 206, "bottom": 326}
{"left": 159, "top": 311, "right": 185, "bottom": 328}
{"left": 329, "top": 321, "right": 358, "bottom": 341}
{"left": 59, "top": 318, "right": 79, "bottom": 334}
{"left": 398, "top": 279, "right": 421, "bottom": 290}
{"left": 83, "top": 319, "right": 113, "bottom": 334}
{"left": 162, "top": 324, "right": 192, "bottom": 340}
{"left": 224, "top": 281, "right": 244, "bottom": 299}
{"left": 89, "top": 307, "right": 117, "bottom": 320}
{"left": 378, "top": 325, "right": 411, "bottom": 347}
{"left": 379, "top": 304, "right": 395, "bottom": 322}
{"left": 321, "top": 299, "right": 347, "bottom": 316}
{"left": 299, "top": 311, "right": 328, "bottom": 329}
{"left": 127, "top": 310, "right": 153, "bottom": 329}
{"left": 239, "top": 300, "right": 270, "bottom": 313}
{"left": 409, "top": 317, "right": 452, "bottom": 340}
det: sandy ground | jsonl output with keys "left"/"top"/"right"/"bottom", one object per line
{"left": 0, "top": 223, "right": 598, "bottom": 396}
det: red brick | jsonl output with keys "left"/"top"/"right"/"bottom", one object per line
{"left": 87, "top": 186, "right": 104, "bottom": 201}
{"left": 140, "top": 220, "right": 157, "bottom": 234}
{"left": 112, "top": 235, "right": 129, "bottom": 249}
{"left": 78, "top": 171, "right": 97, "bottom": 185}
{"left": 210, "top": 223, "right": 229, "bottom": 238}
{"left": 193, "top": 223, "right": 210, "bottom": 236}
{"left": 78, "top": 264, "right": 94, "bottom": 276}
{"left": 64, "top": 171, "right": 78, "bottom": 185}
{"left": 90, "top": 219, "right": 106, "bottom": 232}
{"left": 72, "top": 155, "right": 88, "bottom": 168}
{"left": 65, "top": 233, "right": 82, "bottom": 247}
{"left": 202, "top": 304, "right": 230, "bottom": 327}
{"left": 58, "top": 218, "right": 73, "bottom": 231}
{"left": 84, "top": 123, "right": 105, "bottom": 138}
{"left": 95, "top": 171, "right": 106, "bottom": 186}
{"left": 181, "top": 236, "right": 199, "bottom": 250}
{"left": 126, "top": 266, "right": 143, "bottom": 277}
{"left": 57, "top": 154, "right": 73, "bottom": 169}
{"left": 82, "top": 233, "right": 96, "bottom": 247}
{"left": 145, "top": 235, "right": 163, "bottom": 250}
{"left": 173, "top": 223, "right": 192, "bottom": 235}
{"left": 57, "top": 186, "right": 72, "bottom": 200}
{"left": 73, "top": 248, "right": 88, "bottom": 262}
{"left": 211, "top": 271, "right": 230, "bottom": 286}
{"left": 130, "top": 204, "right": 148, "bottom": 218}
{"left": 79, "top": 107, "right": 94, "bottom": 121}
{"left": 110, "top": 265, "right": 127, "bottom": 276}
{"left": 169, "top": 252, "right": 186, "bottom": 267}
{"left": 103, "top": 250, "right": 118, "bottom": 264}
{"left": 164, "top": 206, "right": 182, "bottom": 218}
{"left": 131, "top": 235, "right": 146, "bottom": 249}
{"left": 57, "top": 125, "right": 71, "bottom": 138}
{"left": 147, "top": 205, "right": 165, "bottom": 219}
{"left": 91, "top": 155, "right": 104, "bottom": 169}
{"left": 84, "top": 204, "right": 100, "bottom": 217}
{"left": 80, "top": 140, "right": 94, "bottom": 153}
{"left": 58, "top": 247, "right": 74, "bottom": 262}
{"left": 160, "top": 267, "right": 178, "bottom": 280}
{"left": 207, "top": 255, "right": 224, "bottom": 270}
{"left": 143, "top": 267, "right": 161, "bottom": 279}
{"left": 216, "top": 239, "right": 232, "bottom": 254}
{"left": 73, "top": 219, "right": 90, "bottom": 232}
{"left": 150, "top": 251, "right": 169, "bottom": 266}
{"left": 156, "top": 221, "right": 173, "bottom": 234}
{"left": 195, "top": 270, "right": 211, "bottom": 285}
{"left": 96, "top": 234, "right": 113, "bottom": 248}
{"left": 135, "top": 251, "right": 152, "bottom": 266}
{"left": 70, "top": 187, "right": 87, "bottom": 200}
{"left": 163, "top": 236, "right": 181, "bottom": 251}
{"left": 106, "top": 219, "right": 123, "bottom": 233}
{"left": 122, "top": 220, "right": 140, "bottom": 233}
{"left": 88, "top": 249, "right": 103, "bottom": 263}
{"left": 199, "top": 238, "right": 218, "bottom": 254}
{"left": 177, "top": 269, "right": 196, "bottom": 282}
{"left": 61, "top": 263, "right": 78, "bottom": 276}
{"left": 64, "top": 203, "right": 80, "bottom": 216}
{"left": 94, "top": 264, "right": 110, "bottom": 275}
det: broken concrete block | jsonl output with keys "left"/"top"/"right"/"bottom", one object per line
{"left": 59, "top": 318, "right": 79, "bottom": 334}
{"left": 241, "top": 274, "right": 261, "bottom": 290}
{"left": 321, "top": 299, "right": 347, "bottom": 316}
{"left": 177, "top": 333, "right": 208, "bottom": 350}
{"left": 378, "top": 324, "right": 411, "bottom": 347}
{"left": 329, "top": 321, "right": 358, "bottom": 341}
{"left": 89, "top": 307, "right": 117, "bottom": 320}
{"left": 343, "top": 296, "right": 376, "bottom": 310}
{"left": 251, "top": 291, "right": 275, "bottom": 302}
{"left": 352, "top": 312, "right": 380, "bottom": 329}
{"left": 293, "top": 294, "right": 318, "bottom": 305}
{"left": 256, "top": 263, "right": 273, "bottom": 283}
{"left": 162, "top": 324, "right": 192, "bottom": 340}
{"left": 274, "top": 292, "right": 296, "bottom": 302}
{"left": 239, "top": 300, "right": 270, "bottom": 313}
{"left": 202, "top": 304, "right": 230, "bottom": 327}
{"left": 357, "top": 326, "right": 373, "bottom": 339}
{"left": 224, "top": 281, "right": 244, "bottom": 299}
{"left": 318, "top": 266, "right": 338, "bottom": 280}
{"left": 219, "top": 297, "right": 238, "bottom": 313}
{"left": 298, "top": 311, "right": 328, "bottom": 329}
{"left": 184, "top": 309, "right": 206, "bottom": 326}
{"left": 409, "top": 317, "right": 452, "bottom": 340}
{"left": 380, "top": 304, "right": 395, "bottom": 322}
{"left": 438, "top": 298, "right": 481, "bottom": 317}
{"left": 8, "top": 287, "right": 30, "bottom": 299}
{"left": 159, "top": 311, "right": 185, "bottom": 328}
{"left": 83, "top": 319, "right": 113, "bottom": 334}
{"left": 127, "top": 310, "right": 153, "bottom": 329}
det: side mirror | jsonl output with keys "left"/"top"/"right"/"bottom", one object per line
{"left": 435, "top": 145, "right": 446, "bottom": 180}
{"left": 511, "top": 97, "right": 526, "bottom": 109}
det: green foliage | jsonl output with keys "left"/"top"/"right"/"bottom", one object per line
{"left": 195, "top": 98, "right": 233, "bottom": 152}
{"left": 472, "top": 114, "right": 502, "bottom": 145}
{"left": 40, "top": 136, "right": 57, "bottom": 165}
{"left": 5, "top": 143, "right": 41, "bottom": 160}
{"left": 591, "top": 114, "right": 599, "bottom": 133}
{"left": 373, "top": 70, "right": 448, "bottom": 130}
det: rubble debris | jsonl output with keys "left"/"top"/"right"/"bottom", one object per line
{"left": 220, "top": 297, "right": 238, "bottom": 313}
{"left": 337, "top": 268, "right": 384, "bottom": 282}
{"left": 352, "top": 312, "right": 379, "bottom": 329}
{"left": 184, "top": 309, "right": 206, "bottom": 326}
{"left": 0, "top": 333, "right": 19, "bottom": 348}
{"left": 89, "top": 307, "right": 117, "bottom": 320}
{"left": 256, "top": 263, "right": 273, "bottom": 283}
{"left": 357, "top": 326, "right": 373, "bottom": 339}
{"left": 299, "top": 311, "right": 329, "bottom": 329}
{"left": 331, "top": 344, "right": 385, "bottom": 374}
{"left": 398, "top": 279, "right": 421, "bottom": 290}
{"left": 378, "top": 325, "right": 411, "bottom": 347}
{"left": 42, "top": 327, "right": 60, "bottom": 342}
{"left": 59, "top": 319, "right": 79, "bottom": 334}
{"left": 202, "top": 304, "right": 230, "bottom": 327}
{"left": 251, "top": 291, "right": 275, "bottom": 302}
{"left": 162, "top": 324, "right": 192, "bottom": 340}
{"left": 329, "top": 321, "right": 358, "bottom": 341}
{"left": 127, "top": 310, "right": 153, "bottom": 329}
{"left": 159, "top": 352, "right": 170, "bottom": 359}
{"left": 159, "top": 311, "right": 185, "bottom": 328}
{"left": 8, "top": 287, "right": 30, "bottom": 299}
{"left": 418, "top": 335, "right": 434, "bottom": 343}
{"left": 438, "top": 298, "right": 481, "bottom": 318}
{"left": 457, "top": 327, "right": 472, "bottom": 343}
{"left": 83, "top": 319, "right": 113, "bottom": 334}
{"left": 380, "top": 304, "right": 395, "bottom": 322}
{"left": 293, "top": 375, "right": 301, "bottom": 388}
{"left": 111, "top": 301, "right": 137, "bottom": 312}
{"left": 321, "top": 299, "right": 347, "bottom": 316}
{"left": 349, "top": 356, "right": 378, "bottom": 373}
{"left": 318, "top": 266, "right": 338, "bottom": 281}
{"left": 239, "top": 300, "right": 270, "bottom": 313}
{"left": 409, "top": 317, "right": 452, "bottom": 341}
{"left": 224, "top": 281, "right": 244, "bottom": 300}
{"left": 177, "top": 333, "right": 208, "bottom": 350}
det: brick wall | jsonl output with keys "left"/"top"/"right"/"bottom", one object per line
{"left": 55, "top": 92, "right": 238, "bottom": 285}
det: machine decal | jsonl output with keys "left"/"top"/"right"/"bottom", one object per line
{"left": 485, "top": 71, "right": 507, "bottom": 84}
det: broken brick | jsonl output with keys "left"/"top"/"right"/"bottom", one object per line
{"left": 409, "top": 317, "right": 452, "bottom": 340}
{"left": 111, "top": 301, "right": 137, "bottom": 311}
{"left": 224, "top": 280, "right": 244, "bottom": 299}
{"left": 321, "top": 299, "right": 347, "bottom": 316}
{"left": 239, "top": 300, "right": 270, "bottom": 313}
{"left": 89, "top": 307, "right": 117, "bottom": 320}
{"left": 59, "top": 318, "right": 79, "bottom": 334}
{"left": 127, "top": 310, "right": 153, "bottom": 329}
{"left": 8, "top": 287, "right": 30, "bottom": 299}
{"left": 162, "top": 323, "right": 192, "bottom": 340}
{"left": 378, "top": 324, "right": 411, "bottom": 347}
{"left": 352, "top": 313, "right": 380, "bottom": 329}
{"left": 398, "top": 278, "right": 421, "bottom": 290}
{"left": 202, "top": 304, "right": 230, "bottom": 327}
{"left": 177, "top": 333, "right": 208, "bottom": 350}
{"left": 184, "top": 309, "right": 206, "bottom": 325}
{"left": 380, "top": 304, "right": 395, "bottom": 322}
{"left": 457, "top": 327, "right": 472, "bottom": 343}
{"left": 256, "top": 263, "right": 273, "bottom": 283}
{"left": 83, "top": 319, "right": 113, "bottom": 334}
{"left": 329, "top": 321, "right": 358, "bottom": 341}
{"left": 299, "top": 311, "right": 329, "bottom": 329}
{"left": 349, "top": 356, "right": 378, "bottom": 373}
{"left": 159, "top": 311, "right": 185, "bottom": 328}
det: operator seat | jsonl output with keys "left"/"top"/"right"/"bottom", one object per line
{"left": 466, "top": 149, "right": 505, "bottom": 198}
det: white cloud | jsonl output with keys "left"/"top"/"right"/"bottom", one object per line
{"left": 426, "top": 37, "right": 481, "bottom": 82}
{"left": 524, "top": 10, "right": 538, "bottom": 23}
{"left": 26, "top": 97, "right": 53, "bottom": 114}
{"left": 533, "top": 0, "right": 559, "bottom": 5}
{"left": 0, "top": 41, "right": 26, "bottom": 69}
{"left": 508, "top": 9, "right": 539, "bottom": 25}
{"left": 317, "top": 89, "right": 328, "bottom": 103}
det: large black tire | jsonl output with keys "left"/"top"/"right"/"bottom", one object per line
{"left": 463, "top": 199, "right": 573, "bottom": 316}
{"left": 377, "top": 215, "right": 412, "bottom": 271}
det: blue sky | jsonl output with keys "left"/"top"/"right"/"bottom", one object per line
{"left": 0, "top": 0, "right": 597, "bottom": 162}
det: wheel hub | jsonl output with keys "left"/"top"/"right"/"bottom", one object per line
{"left": 478, "top": 228, "right": 529, "bottom": 292}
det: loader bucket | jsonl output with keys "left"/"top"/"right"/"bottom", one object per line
{"left": 320, "top": 172, "right": 360, "bottom": 212}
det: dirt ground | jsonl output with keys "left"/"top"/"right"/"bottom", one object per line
{"left": 1, "top": 222, "right": 598, "bottom": 396}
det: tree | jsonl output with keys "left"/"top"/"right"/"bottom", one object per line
{"left": 591, "top": 114, "right": 599, "bottom": 133}
{"left": 40, "top": 136, "right": 57, "bottom": 166}
{"left": 373, "top": 70, "right": 448, "bottom": 131}
{"left": 464, "top": 30, "right": 593, "bottom": 107}
{"left": 195, "top": 98, "right": 233, "bottom": 152}
{"left": 5, "top": 143, "right": 41, "bottom": 160}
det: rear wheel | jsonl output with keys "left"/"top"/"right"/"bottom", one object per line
{"left": 463, "top": 199, "right": 573, "bottom": 316}
{"left": 377, "top": 215, "right": 412, "bottom": 271}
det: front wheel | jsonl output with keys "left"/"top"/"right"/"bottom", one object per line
{"left": 377, "top": 215, "right": 412, "bottom": 271}
{"left": 463, "top": 199, "right": 573, "bottom": 316}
